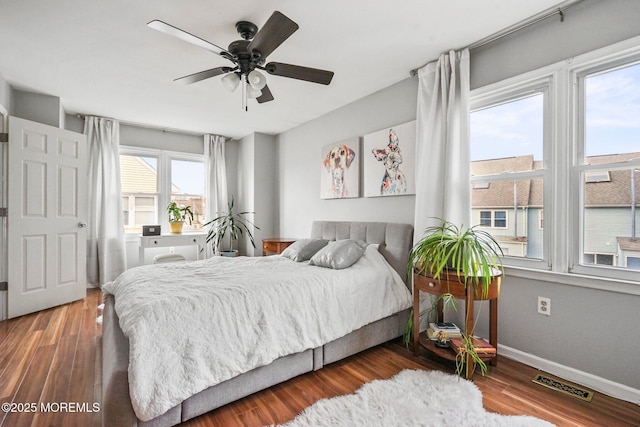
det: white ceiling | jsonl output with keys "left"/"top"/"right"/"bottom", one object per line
{"left": 0, "top": 0, "right": 567, "bottom": 139}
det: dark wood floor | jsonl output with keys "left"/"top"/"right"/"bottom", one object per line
{"left": 0, "top": 289, "right": 638, "bottom": 427}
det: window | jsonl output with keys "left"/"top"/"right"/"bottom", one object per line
{"left": 470, "top": 36, "right": 640, "bottom": 286}
{"left": 471, "top": 88, "right": 548, "bottom": 266}
{"left": 120, "top": 154, "right": 159, "bottom": 234}
{"left": 574, "top": 60, "right": 640, "bottom": 278}
{"left": 120, "top": 148, "right": 205, "bottom": 234}
{"left": 478, "top": 210, "right": 508, "bottom": 228}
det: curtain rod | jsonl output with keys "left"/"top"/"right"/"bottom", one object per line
{"left": 409, "top": 0, "right": 584, "bottom": 77}
{"left": 74, "top": 113, "right": 229, "bottom": 139}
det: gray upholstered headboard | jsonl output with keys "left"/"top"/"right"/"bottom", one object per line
{"left": 310, "top": 221, "right": 414, "bottom": 286}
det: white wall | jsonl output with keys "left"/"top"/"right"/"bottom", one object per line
{"left": 277, "top": 77, "right": 418, "bottom": 239}
{"left": 275, "top": 0, "right": 640, "bottom": 398}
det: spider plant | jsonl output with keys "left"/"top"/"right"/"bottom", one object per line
{"left": 408, "top": 218, "right": 504, "bottom": 298}
{"left": 455, "top": 334, "right": 489, "bottom": 378}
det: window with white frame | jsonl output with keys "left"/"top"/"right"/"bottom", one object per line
{"left": 574, "top": 60, "right": 640, "bottom": 277}
{"left": 470, "top": 37, "right": 640, "bottom": 285}
{"left": 479, "top": 210, "right": 508, "bottom": 228}
{"left": 120, "top": 148, "right": 205, "bottom": 234}
{"left": 470, "top": 87, "right": 548, "bottom": 265}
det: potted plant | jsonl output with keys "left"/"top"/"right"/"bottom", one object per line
{"left": 404, "top": 218, "right": 504, "bottom": 377}
{"left": 166, "top": 202, "right": 194, "bottom": 234}
{"left": 204, "top": 196, "right": 259, "bottom": 256}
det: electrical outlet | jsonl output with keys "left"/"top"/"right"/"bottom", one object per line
{"left": 169, "top": 246, "right": 175, "bottom": 254}
{"left": 537, "top": 296, "right": 551, "bottom": 316}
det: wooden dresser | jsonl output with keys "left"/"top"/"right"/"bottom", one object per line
{"left": 262, "top": 238, "right": 296, "bottom": 256}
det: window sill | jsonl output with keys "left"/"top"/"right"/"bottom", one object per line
{"left": 504, "top": 265, "right": 640, "bottom": 296}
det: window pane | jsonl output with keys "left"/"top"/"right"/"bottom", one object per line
{"left": 480, "top": 211, "right": 491, "bottom": 226}
{"left": 471, "top": 178, "right": 544, "bottom": 260}
{"left": 582, "top": 167, "right": 640, "bottom": 270}
{"left": 585, "top": 63, "right": 640, "bottom": 161}
{"left": 171, "top": 159, "right": 205, "bottom": 231}
{"left": 470, "top": 94, "right": 543, "bottom": 167}
{"left": 171, "top": 160, "right": 204, "bottom": 195}
{"left": 120, "top": 155, "right": 159, "bottom": 233}
{"left": 120, "top": 155, "right": 157, "bottom": 192}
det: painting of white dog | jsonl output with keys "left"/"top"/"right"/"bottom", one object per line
{"left": 363, "top": 120, "right": 416, "bottom": 197}
{"left": 320, "top": 138, "right": 359, "bottom": 199}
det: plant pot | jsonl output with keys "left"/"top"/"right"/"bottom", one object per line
{"left": 169, "top": 221, "right": 184, "bottom": 234}
{"left": 220, "top": 250, "right": 239, "bottom": 257}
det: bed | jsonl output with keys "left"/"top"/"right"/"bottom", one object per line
{"left": 102, "top": 220, "right": 413, "bottom": 426}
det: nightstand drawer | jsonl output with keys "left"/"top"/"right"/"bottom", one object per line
{"left": 261, "top": 238, "right": 296, "bottom": 256}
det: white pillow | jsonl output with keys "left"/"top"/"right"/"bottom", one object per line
{"left": 309, "top": 239, "right": 366, "bottom": 270}
{"left": 280, "top": 239, "right": 329, "bottom": 262}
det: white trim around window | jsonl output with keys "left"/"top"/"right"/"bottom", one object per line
{"left": 471, "top": 34, "right": 640, "bottom": 292}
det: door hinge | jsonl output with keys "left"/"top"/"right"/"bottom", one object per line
{"left": 0, "top": 282, "right": 7, "bottom": 291}
{"left": 0, "top": 208, "right": 6, "bottom": 217}
{"left": 0, "top": 133, "right": 7, "bottom": 143}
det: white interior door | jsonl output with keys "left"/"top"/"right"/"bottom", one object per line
{"left": 8, "top": 116, "right": 87, "bottom": 318}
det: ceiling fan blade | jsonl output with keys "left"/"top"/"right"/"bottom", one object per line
{"left": 247, "top": 11, "right": 299, "bottom": 58}
{"left": 256, "top": 85, "right": 274, "bottom": 103}
{"left": 173, "top": 67, "right": 233, "bottom": 85}
{"left": 147, "top": 20, "right": 231, "bottom": 58}
{"left": 265, "top": 62, "right": 334, "bottom": 85}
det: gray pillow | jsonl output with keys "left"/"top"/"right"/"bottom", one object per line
{"left": 281, "top": 238, "right": 329, "bottom": 262}
{"left": 309, "top": 239, "right": 366, "bottom": 270}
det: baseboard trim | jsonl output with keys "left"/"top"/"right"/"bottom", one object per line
{"left": 498, "top": 344, "right": 640, "bottom": 406}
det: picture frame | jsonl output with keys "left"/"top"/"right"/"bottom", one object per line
{"left": 363, "top": 120, "right": 416, "bottom": 197}
{"left": 320, "top": 138, "right": 360, "bottom": 199}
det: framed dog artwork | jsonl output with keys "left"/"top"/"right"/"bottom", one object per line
{"left": 363, "top": 120, "right": 416, "bottom": 197}
{"left": 320, "top": 138, "right": 360, "bottom": 199}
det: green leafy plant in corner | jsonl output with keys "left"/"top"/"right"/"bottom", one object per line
{"left": 404, "top": 218, "right": 504, "bottom": 377}
{"left": 204, "top": 196, "right": 259, "bottom": 253}
{"left": 167, "top": 202, "right": 194, "bottom": 224}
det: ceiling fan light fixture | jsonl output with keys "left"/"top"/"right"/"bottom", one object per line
{"left": 246, "top": 85, "right": 262, "bottom": 99}
{"left": 247, "top": 70, "right": 267, "bottom": 90}
{"left": 221, "top": 72, "right": 240, "bottom": 92}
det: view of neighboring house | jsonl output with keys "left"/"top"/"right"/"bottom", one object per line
{"left": 120, "top": 154, "right": 205, "bottom": 233}
{"left": 471, "top": 153, "right": 640, "bottom": 269}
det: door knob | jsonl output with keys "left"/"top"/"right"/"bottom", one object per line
{"left": 78, "top": 222, "right": 87, "bottom": 228}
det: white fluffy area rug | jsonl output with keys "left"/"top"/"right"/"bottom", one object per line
{"left": 275, "top": 369, "right": 555, "bottom": 427}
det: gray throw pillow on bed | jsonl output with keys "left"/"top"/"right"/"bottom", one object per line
{"left": 281, "top": 238, "right": 329, "bottom": 262}
{"left": 309, "top": 239, "right": 366, "bottom": 270}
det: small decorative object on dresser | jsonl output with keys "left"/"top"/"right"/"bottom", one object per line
{"left": 262, "top": 238, "right": 296, "bottom": 256}
{"left": 166, "top": 202, "right": 194, "bottom": 234}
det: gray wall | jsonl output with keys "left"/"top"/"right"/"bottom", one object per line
{"left": 0, "top": 73, "right": 10, "bottom": 112}
{"left": 11, "top": 89, "right": 61, "bottom": 128}
{"left": 234, "top": 132, "right": 276, "bottom": 256}
{"left": 276, "top": 0, "right": 640, "bottom": 394}
{"left": 277, "top": 77, "right": 418, "bottom": 239}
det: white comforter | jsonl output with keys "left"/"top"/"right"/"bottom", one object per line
{"left": 103, "top": 245, "right": 412, "bottom": 421}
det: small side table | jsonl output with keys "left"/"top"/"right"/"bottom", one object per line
{"left": 412, "top": 270, "right": 500, "bottom": 379}
{"left": 262, "top": 238, "right": 296, "bottom": 256}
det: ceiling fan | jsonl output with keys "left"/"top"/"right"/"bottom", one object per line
{"left": 148, "top": 11, "right": 334, "bottom": 110}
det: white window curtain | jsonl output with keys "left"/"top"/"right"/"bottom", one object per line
{"left": 204, "top": 134, "right": 229, "bottom": 255}
{"left": 414, "top": 48, "right": 471, "bottom": 240}
{"left": 84, "top": 116, "right": 126, "bottom": 286}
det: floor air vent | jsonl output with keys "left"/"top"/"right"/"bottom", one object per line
{"left": 532, "top": 374, "right": 594, "bottom": 402}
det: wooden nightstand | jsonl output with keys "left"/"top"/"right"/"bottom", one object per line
{"left": 262, "top": 238, "right": 296, "bottom": 256}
